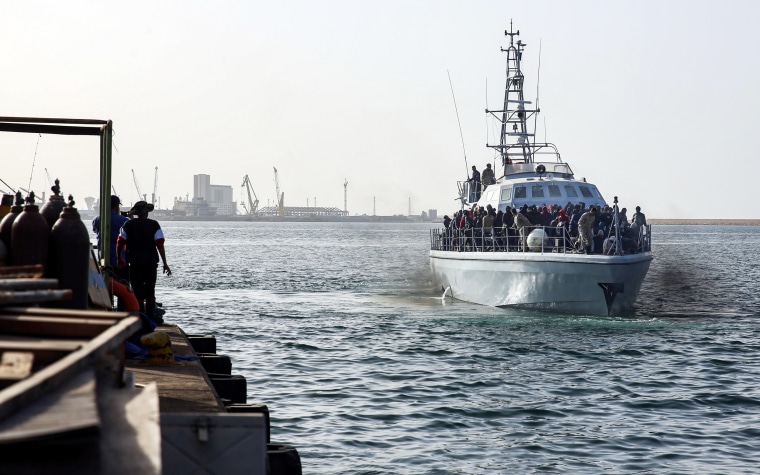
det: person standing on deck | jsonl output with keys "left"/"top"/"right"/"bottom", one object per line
{"left": 631, "top": 206, "right": 647, "bottom": 227}
{"left": 511, "top": 208, "right": 531, "bottom": 251}
{"left": 116, "top": 201, "right": 171, "bottom": 324}
{"left": 469, "top": 165, "right": 482, "bottom": 202}
{"left": 481, "top": 163, "right": 495, "bottom": 190}
{"left": 578, "top": 206, "right": 597, "bottom": 253}
{"left": 630, "top": 205, "right": 647, "bottom": 245}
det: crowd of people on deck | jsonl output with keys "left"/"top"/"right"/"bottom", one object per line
{"left": 439, "top": 201, "right": 648, "bottom": 255}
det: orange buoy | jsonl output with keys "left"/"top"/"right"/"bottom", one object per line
{"left": 107, "top": 276, "right": 140, "bottom": 312}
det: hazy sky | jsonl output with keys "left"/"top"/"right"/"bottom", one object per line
{"left": 1, "top": 1, "right": 758, "bottom": 218}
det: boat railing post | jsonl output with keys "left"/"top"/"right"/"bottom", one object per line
{"left": 541, "top": 226, "right": 545, "bottom": 254}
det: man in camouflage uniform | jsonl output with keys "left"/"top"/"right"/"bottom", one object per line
{"left": 577, "top": 206, "right": 597, "bottom": 253}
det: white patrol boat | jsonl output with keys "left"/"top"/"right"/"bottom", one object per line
{"left": 430, "top": 23, "right": 653, "bottom": 316}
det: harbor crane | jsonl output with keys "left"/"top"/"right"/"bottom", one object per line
{"left": 240, "top": 175, "right": 259, "bottom": 215}
{"left": 273, "top": 167, "right": 284, "bottom": 217}
{"left": 131, "top": 169, "right": 147, "bottom": 202}
{"left": 44, "top": 168, "right": 54, "bottom": 187}
{"left": 152, "top": 166, "right": 158, "bottom": 207}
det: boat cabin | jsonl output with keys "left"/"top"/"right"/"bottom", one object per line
{"left": 476, "top": 177, "right": 607, "bottom": 212}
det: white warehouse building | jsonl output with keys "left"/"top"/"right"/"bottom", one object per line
{"left": 192, "top": 174, "right": 237, "bottom": 216}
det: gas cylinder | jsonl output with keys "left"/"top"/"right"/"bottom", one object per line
{"left": 49, "top": 196, "right": 91, "bottom": 309}
{"left": 11, "top": 192, "right": 49, "bottom": 268}
{"left": 0, "top": 193, "right": 13, "bottom": 219}
{"left": 41, "top": 179, "right": 66, "bottom": 229}
{"left": 0, "top": 192, "right": 23, "bottom": 255}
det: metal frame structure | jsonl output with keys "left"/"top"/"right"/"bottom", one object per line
{"left": 0, "top": 117, "right": 114, "bottom": 266}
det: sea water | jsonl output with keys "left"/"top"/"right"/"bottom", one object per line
{"left": 155, "top": 222, "right": 760, "bottom": 474}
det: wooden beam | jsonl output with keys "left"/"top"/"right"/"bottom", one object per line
{"left": 0, "top": 279, "right": 59, "bottom": 290}
{"left": 0, "top": 290, "right": 72, "bottom": 306}
{"left": 0, "top": 315, "right": 119, "bottom": 338}
{"left": 0, "top": 316, "right": 141, "bottom": 421}
{"left": 0, "top": 265, "right": 43, "bottom": 279}
{"left": 1, "top": 306, "right": 132, "bottom": 320}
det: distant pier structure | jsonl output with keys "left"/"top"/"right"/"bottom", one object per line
{"left": 256, "top": 205, "right": 348, "bottom": 217}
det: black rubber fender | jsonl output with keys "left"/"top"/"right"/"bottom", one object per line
{"left": 186, "top": 334, "right": 216, "bottom": 354}
{"left": 267, "top": 444, "right": 302, "bottom": 475}
{"left": 207, "top": 373, "right": 247, "bottom": 404}
{"left": 198, "top": 353, "right": 232, "bottom": 375}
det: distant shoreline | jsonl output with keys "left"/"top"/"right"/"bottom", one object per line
{"left": 649, "top": 219, "right": 760, "bottom": 226}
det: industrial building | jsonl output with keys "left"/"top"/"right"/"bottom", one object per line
{"left": 173, "top": 174, "right": 236, "bottom": 216}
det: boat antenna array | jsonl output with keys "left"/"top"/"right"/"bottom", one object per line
{"left": 484, "top": 20, "right": 564, "bottom": 178}
{"left": 447, "top": 70, "right": 469, "bottom": 177}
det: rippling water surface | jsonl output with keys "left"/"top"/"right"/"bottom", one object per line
{"left": 156, "top": 222, "right": 760, "bottom": 474}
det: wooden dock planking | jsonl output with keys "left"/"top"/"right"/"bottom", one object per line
{"left": 126, "top": 324, "right": 226, "bottom": 414}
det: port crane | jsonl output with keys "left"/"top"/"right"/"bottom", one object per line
{"left": 152, "top": 166, "right": 158, "bottom": 207}
{"left": 273, "top": 167, "right": 284, "bottom": 217}
{"left": 131, "top": 169, "right": 147, "bottom": 202}
{"left": 240, "top": 175, "right": 259, "bottom": 215}
{"left": 44, "top": 168, "right": 54, "bottom": 187}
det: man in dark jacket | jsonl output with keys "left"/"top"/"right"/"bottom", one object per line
{"left": 469, "top": 166, "right": 481, "bottom": 202}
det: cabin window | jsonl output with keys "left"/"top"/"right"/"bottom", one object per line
{"left": 579, "top": 185, "right": 594, "bottom": 198}
{"left": 500, "top": 187, "right": 512, "bottom": 201}
{"left": 564, "top": 185, "right": 578, "bottom": 198}
{"left": 514, "top": 186, "right": 527, "bottom": 199}
{"left": 589, "top": 186, "right": 602, "bottom": 198}
{"left": 531, "top": 184, "right": 545, "bottom": 198}
{"left": 548, "top": 184, "right": 562, "bottom": 198}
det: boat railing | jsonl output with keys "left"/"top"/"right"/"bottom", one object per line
{"left": 430, "top": 223, "right": 652, "bottom": 256}
{"left": 504, "top": 159, "right": 573, "bottom": 178}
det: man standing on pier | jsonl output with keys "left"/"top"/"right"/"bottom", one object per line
{"left": 116, "top": 201, "right": 171, "bottom": 324}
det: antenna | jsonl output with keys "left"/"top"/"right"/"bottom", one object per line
{"left": 27, "top": 133, "right": 42, "bottom": 191}
{"left": 485, "top": 78, "right": 489, "bottom": 150}
{"left": 447, "top": 70, "right": 469, "bottom": 177}
{"left": 533, "top": 39, "right": 542, "bottom": 140}
{"left": 343, "top": 179, "right": 348, "bottom": 214}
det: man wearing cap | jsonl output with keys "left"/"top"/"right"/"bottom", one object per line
{"left": 92, "top": 195, "right": 129, "bottom": 276}
{"left": 116, "top": 201, "right": 171, "bottom": 324}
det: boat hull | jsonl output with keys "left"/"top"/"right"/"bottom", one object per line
{"left": 430, "top": 250, "right": 652, "bottom": 316}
